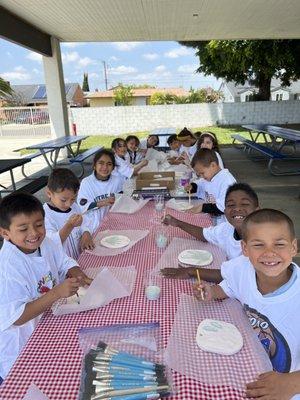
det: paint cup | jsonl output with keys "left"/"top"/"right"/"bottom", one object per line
{"left": 145, "top": 285, "right": 161, "bottom": 301}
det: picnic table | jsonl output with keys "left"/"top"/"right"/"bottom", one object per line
{"left": 151, "top": 127, "right": 177, "bottom": 150}
{"left": 0, "top": 158, "right": 30, "bottom": 195}
{"left": 0, "top": 202, "right": 271, "bottom": 400}
{"left": 24, "top": 135, "right": 88, "bottom": 169}
{"left": 231, "top": 125, "right": 300, "bottom": 175}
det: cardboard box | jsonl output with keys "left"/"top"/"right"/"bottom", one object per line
{"left": 136, "top": 171, "right": 175, "bottom": 190}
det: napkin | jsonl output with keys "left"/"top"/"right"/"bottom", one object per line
{"left": 52, "top": 266, "right": 136, "bottom": 316}
{"left": 139, "top": 158, "right": 159, "bottom": 172}
{"left": 22, "top": 384, "right": 49, "bottom": 400}
{"left": 145, "top": 148, "right": 167, "bottom": 163}
{"left": 109, "top": 194, "right": 149, "bottom": 214}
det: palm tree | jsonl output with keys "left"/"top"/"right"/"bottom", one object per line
{"left": 0, "top": 77, "right": 13, "bottom": 97}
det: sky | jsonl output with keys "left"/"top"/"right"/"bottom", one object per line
{"left": 0, "top": 40, "right": 221, "bottom": 92}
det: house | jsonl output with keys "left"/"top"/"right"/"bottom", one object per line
{"left": 8, "top": 83, "right": 85, "bottom": 107}
{"left": 219, "top": 79, "right": 300, "bottom": 102}
{"left": 85, "top": 87, "right": 189, "bottom": 107}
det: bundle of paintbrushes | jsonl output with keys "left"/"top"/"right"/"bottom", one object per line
{"left": 79, "top": 341, "right": 172, "bottom": 400}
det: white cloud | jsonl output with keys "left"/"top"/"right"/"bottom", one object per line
{"left": 109, "top": 56, "right": 119, "bottom": 62}
{"left": 6, "top": 51, "right": 12, "bottom": 58}
{"left": 89, "top": 72, "right": 100, "bottom": 79}
{"left": 155, "top": 65, "right": 167, "bottom": 73}
{"left": 78, "top": 57, "right": 95, "bottom": 67}
{"left": 164, "top": 46, "right": 193, "bottom": 58}
{"left": 62, "top": 51, "right": 80, "bottom": 63}
{"left": 109, "top": 65, "right": 137, "bottom": 75}
{"left": 177, "top": 64, "right": 198, "bottom": 73}
{"left": 26, "top": 51, "right": 43, "bottom": 62}
{"left": 112, "top": 42, "right": 143, "bottom": 51}
{"left": 62, "top": 42, "right": 86, "bottom": 48}
{"left": 33, "top": 68, "right": 41, "bottom": 74}
{"left": 134, "top": 69, "right": 171, "bottom": 81}
{"left": 1, "top": 66, "right": 30, "bottom": 81}
{"left": 143, "top": 53, "right": 159, "bottom": 61}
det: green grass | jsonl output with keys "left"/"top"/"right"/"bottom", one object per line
{"left": 19, "top": 125, "right": 254, "bottom": 155}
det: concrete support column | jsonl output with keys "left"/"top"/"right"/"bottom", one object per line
{"left": 43, "top": 37, "right": 69, "bottom": 139}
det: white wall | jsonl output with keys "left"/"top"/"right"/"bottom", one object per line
{"left": 70, "top": 100, "right": 300, "bottom": 135}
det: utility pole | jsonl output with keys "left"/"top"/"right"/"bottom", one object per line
{"left": 102, "top": 61, "right": 108, "bottom": 90}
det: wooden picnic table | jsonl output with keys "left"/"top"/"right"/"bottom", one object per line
{"left": 24, "top": 135, "right": 89, "bottom": 169}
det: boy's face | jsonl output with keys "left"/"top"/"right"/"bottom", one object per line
{"left": 194, "top": 161, "right": 219, "bottom": 181}
{"left": 241, "top": 221, "right": 297, "bottom": 279}
{"left": 94, "top": 154, "right": 114, "bottom": 179}
{"left": 170, "top": 140, "right": 180, "bottom": 151}
{"left": 1, "top": 211, "right": 45, "bottom": 253}
{"left": 46, "top": 188, "right": 77, "bottom": 211}
{"left": 225, "top": 190, "right": 258, "bottom": 231}
{"left": 181, "top": 137, "right": 193, "bottom": 147}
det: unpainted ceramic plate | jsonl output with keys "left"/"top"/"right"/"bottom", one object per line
{"left": 100, "top": 235, "right": 131, "bottom": 249}
{"left": 178, "top": 249, "right": 213, "bottom": 266}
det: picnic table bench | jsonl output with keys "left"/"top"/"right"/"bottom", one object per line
{"left": 232, "top": 125, "right": 300, "bottom": 175}
{"left": 69, "top": 145, "right": 103, "bottom": 177}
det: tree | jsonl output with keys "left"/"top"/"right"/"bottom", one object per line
{"left": 82, "top": 73, "right": 90, "bottom": 92}
{"left": 0, "top": 77, "right": 13, "bottom": 97}
{"left": 150, "top": 92, "right": 178, "bottom": 105}
{"left": 179, "top": 40, "right": 300, "bottom": 100}
{"left": 113, "top": 84, "right": 133, "bottom": 106}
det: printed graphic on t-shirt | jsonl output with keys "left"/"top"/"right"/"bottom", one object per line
{"left": 244, "top": 304, "right": 291, "bottom": 372}
{"left": 94, "top": 192, "right": 115, "bottom": 202}
{"left": 37, "top": 271, "right": 57, "bottom": 294}
{"left": 204, "top": 191, "right": 216, "bottom": 204}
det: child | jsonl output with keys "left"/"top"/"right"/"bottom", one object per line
{"left": 112, "top": 138, "right": 148, "bottom": 179}
{"left": 187, "top": 148, "right": 236, "bottom": 217}
{"left": 139, "top": 134, "right": 159, "bottom": 150}
{"left": 77, "top": 149, "right": 123, "bottom": 234}
{"left": 44, "top": 168, "right": 94, "bottom": 260}
{"left": 161, "top": 183, "right": 259, "bottom": 281}
{"left": 0, "top": 192, "right": 91, "bottom": 380}
{"left": 166, "top": 134, "right": 185, "bottom": 165}
{"left": 196, "top": 131, "right": 224, "bottom": 168}
{"left": 194, "top": 209, "right": 300, "bottom": 399}
{"left": 177, "top": 127, "right": 198, "bottom": 160}
{"left": 125, "top": 135, "right": 143, "bottom": 164}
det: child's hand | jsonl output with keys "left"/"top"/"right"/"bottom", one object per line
{"left": 162, "top": 214, "right": 178, "bottom": 227}
{"left": 67, "top": 214, "right": 83, "bottom": 228}
{"left": 184, "top": 183, "right": 192, "bottom": 193}
{"left": 246, "top": 371, "right": 298, "bottom": 399}
{"left": 54, "top": 277, "right": 80, "bottom": 299}
{"left": 67, "top": 266, "right": 92, "bottom": 286}
{"left": 160, "top": 267, "right": 194, "bottom": 279}
{"left": 193, "top": 281, "right": 212, "bottom": 301}
{"left": 80, "top": 232, "right": 95, "bottom": 251}
{"left": 97, "top": 196, "right": 115, "bottom": 208}
{"left": 141, "top": 159, "right": 148, "bottom": 167}
{"left": 189, "top": 204, "right": 203, "bottom": 214}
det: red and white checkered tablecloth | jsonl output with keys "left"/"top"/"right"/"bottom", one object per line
{"left": 0, "top": 204, "right": 248, "bottom": 399}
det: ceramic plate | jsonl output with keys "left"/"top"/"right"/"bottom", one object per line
{"left": 174, "top": 201, "right": 194, "bottom": 211}
{"left": 100, "top": 235, "right": 131, "bottom": 249}
{"left": 178, "top": 249, "right": 213, "bottom": 266}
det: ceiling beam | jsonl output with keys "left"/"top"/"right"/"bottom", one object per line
{"left": 0, "top": 5, "right": 52, "bottom": 56}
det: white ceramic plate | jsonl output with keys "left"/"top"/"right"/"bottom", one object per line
{"left": 178, "top": 249, "right": 213, "bottom": 266}
{"left": 100, "top": 235, "right": 131, "bottom": 249}
{"left": 174, "top": 201, "right": 194, "bottom": 211}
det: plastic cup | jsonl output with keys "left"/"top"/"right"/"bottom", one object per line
{"left": 145, "top": 285, "right": 161, "bottom": 300}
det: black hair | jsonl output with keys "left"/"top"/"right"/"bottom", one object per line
{"left": 147, "top": 135, "right": 159, "bottom": 146}
{"left": 93, "top": 148, "right": 116, "bottom": 168}
{"left": 125, "top": 135, "right": 140, "bottom": 146}
{"left": 167, "top": 134, "right": 178, "bottom": 145}
{"left": 111, "top": 137, "right": 126, "bottom": 150}
{"left": 242, "top": 208, "right": 295, "bottom": 241}
{"left": 225, "top": 183, "right": 259, "bottom": 207}
{"left": 197, "top": 131, "right": 220, "bottom": 153}
{"left": 177, "top": 127, "right": 194, "bottom": 140}
{"left": 191, "top": 148, "right": 219, "bottom": 168}
{"left": 0, "top": 192, "right": 45, "bottom": 229}
{"left": 47, "top": 168, "right": 80, "bottom": 193}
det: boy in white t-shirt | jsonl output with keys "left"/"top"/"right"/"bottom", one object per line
{"left": 194, "top": 209, "right": 300, "bottom": 399}
{"left": 177, "top": 127, "right": 198, "bottom": 160}
{"left": 186, "top": 148, "right": 236, "bottom": 217}
{"left": 0, "top": 192, "right": 92, "bottom": 380}
{"left": 166, "top": 134, "right": 185, "bottom": 165}
{"left": 161, "top": 183, "right": 259, "bottom": 281}
{"left": 44, "top": 168, "right": 94, "bottom": 260}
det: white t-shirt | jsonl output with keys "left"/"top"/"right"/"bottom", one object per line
{"left": 44, "top": 203, "right": 91, "bottom": 260}
{"left": 220, "top": 255, "right": 300, "bottom": 373}
{"left": 203, "top": 221, "right": 241, "bottom": 260}
{"left": 180, "top": 141, "right": 198, "bottom": 159}
{"left": 114, "top": 154, "right": 134, "bottom": 179}
{"left": 0, "top": 237, "right": 77, "bottom": 378}
{"left": 215, "top": 151, "right": 224, "bottom": 169}
{"left": 196, "top": 168, "right": 236, "bottom": 212}
{"left": 77, "top": 173, "right": 123, "bottom": 233}
{"left": 126, "top": 150, "right": 143, "bottom": 164}
{"left": 167, "top": 149, "right": 180, "bottom": 158}
{"left": 139, "top": 138, "right": 148, "bottom": 150}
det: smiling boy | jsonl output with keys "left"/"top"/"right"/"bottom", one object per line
{"left": 161, "top": 183, "right": 259, "bottom": 281}
{"left": 194, "top": 209, "right": 300, "bottom": 399}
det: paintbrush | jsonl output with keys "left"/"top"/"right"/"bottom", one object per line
{"left": 75, "top": 291, "right": 80, "bottom": 304}
{"left": 196, "top": 269, "right": 205, "bottom": 300}
{"left": 188, "top": 189, "right": 191, "bottom": 205}
{"left": 91, "top": 384, "right": 170, "bottom": 399}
